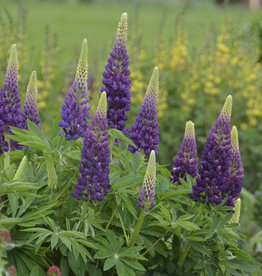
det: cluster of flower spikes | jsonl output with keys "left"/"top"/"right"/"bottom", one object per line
{"left": 170, "top": 120, "right": 198, "bottom": 184}
{"left": 190, "top": 95, "right": 239, "bottom": 207}
{"left": 72, "top": 92, "right": 111, "bottom": 202}
{"left": 128, "top": 67, "right": 159, "bottom": 155}
{"left": 0, "top": 44, "right": 26, "bottom": 155}
{"left": 23, "top": 71, "right": 41, "bottom": 128}
{"left": 137, "top": 150, "right": 156, "bottom": 212}
{"left": 101, "top": 12, "right": 131, "bottom": 135}
{"left": 59, "top": 39, "right": 91, "bottom": 140}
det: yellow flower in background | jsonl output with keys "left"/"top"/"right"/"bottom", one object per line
{"left": 170, "top": 14, "right": 188, "bottom": 73}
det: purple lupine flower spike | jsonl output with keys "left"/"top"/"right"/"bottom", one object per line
{"left": 128, "top": 67, "right": 159, "bottom": 155}
{"left": 137, "top": 150, "right": 156, "bottom": 212}
{"left": 228, "top": 126, "right": 244, "bottom": 206}
{"left": 101, "top": 12, "right": 131, "bottom": 135}
{"left": 0, "top": 44, "right": 26, "bottom": 155}
{"left": 59, "top": 39, "right": 90, "bottom": 140}
{"left": 190, "top": 95, "right": 233, "bottom": 206}
{"left": 23, "top": 71, "right": 41, "bottom": 128}
{"left": 170, "top": 121, "right": 198, "bottom": 184}
{"left": 72, "top": 92, "right": 111, "bottom": 202}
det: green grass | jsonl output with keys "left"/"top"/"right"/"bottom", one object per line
{"left": 2, "top": 0, "right": 262, "bottom": 68}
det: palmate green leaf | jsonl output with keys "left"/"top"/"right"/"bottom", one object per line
{"left": 112, "top": 151, "right": 130, "bottom": 172}
{"left": 68, "top": 251, "right": 86, "bottom": 276}
{"left": 51, "top": 234, "right": 59, "bottom": 250}
{"left": 1, "top": 181, "right": 38, "bottom": 194}
{"left": 130, "top": 153, "right": 142, "bottom": 174}
{"left": 116, "top": 260, "right": 126, "bottom": 276}
{"left": 222, "top": 259, "right": 261, "bottom": 272}
{"left": 122, "top": 258, "right": 146, "bottom": 272}
{"left": 0, "top": 217, "right": 23, "bottom": 227}
{"left": 103, "top": 258, "right": 118, "bottom": 271}
{"left": 177, "top": 221, "right": 200, "bottom": 231}
{"left": 189, "top": 241, "right": 211, "bottom": 256}
{"left": 106, "top": 230, "right": 124, "bottom": 252}
{"left": 27, "top": 120, "right": 46, "bottom": 140}
{"left": 20, "top": 254, "right": 46, "bottom": 276}
{"left": 112, "top": 174, "right": 143, "bottom": 190}
{"left": 109, "top": 128, "right": 136, "bottom": 147}
{"left": 120, "top": 195, "right": 137, "bottom": 219}
{"left": 217, "top": 228, "right": 241, "bottom": 240}
{"left": 94, "top": 250, "right": 112, "bottom": 259}
{"left": 59, "top": 236, "right": 72, "bottom": 250}
{"left": 8, "top": 193, "right": 19, "bottom": 217}
{"left": 64, "top": 150, "right": 81, "bottom": 161}
{"left": 119, "top": 247, "right": 146, "bottom": 260}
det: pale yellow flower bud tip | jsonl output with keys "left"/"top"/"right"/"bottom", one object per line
{"left": 8, "top": 44, "right": 18, "bottom": 68}
{"left": 30, "top": 71, "right": 37, "bottom": 82}
{"left": 98, "top": 92, "right": 107, "bottom": 115}
{"left": 185, "top": 121, "right": 195, "bottom": 137}
{"left": 121, "top": 12, "right": 128, "bottom": 21}
{"left": 147, "top": 150, "right": 156, "bottom": 176}
{"left": 27, "top": 71, "right": 38, "bottom": 95}
{"left": 222, "top": 95, "right": 232, "bottom": 118}
{"left": 148, "top": 67, "right": 159, "bottom": 95}
{"left": 231, "top": 126, "right": 239, "bottom": 151}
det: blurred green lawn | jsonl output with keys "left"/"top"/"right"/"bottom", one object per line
{"left": 1, "top": 1, "right": 262, "bottom": 68}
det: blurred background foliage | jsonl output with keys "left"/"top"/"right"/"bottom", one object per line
{"left": 1, "top": 0, "right": 262, "bottom": 265}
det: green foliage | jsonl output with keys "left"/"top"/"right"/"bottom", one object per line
{"left": 0, "top": 121, "right": 261, "bottom": 275}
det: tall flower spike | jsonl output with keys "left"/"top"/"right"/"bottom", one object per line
{"left": 137, "top": 150, "right": 156, "bottom": 212}
{"left": 72, "top": 92, "right": 111, "bottom": 202}
{"left": 23, "top": 71, "right": 41, "bottom": 128}
{"left": 128, "top": 67, "right": 159, "bottom": 155}
{"left": 228, "top": 126, "right": 244, "bottom": 202}
{"left": 170, "top": 121, "right": 198, "bottom": 184}
{"left": 101, "top": 12, "right": 131, "bottom": 135}
{"left": 0, "top": 44, "right": 26, "bottom": 155}
{"left": 190, "top": 95, "right": 233, "bottom": 206}
{"left": 59, "top": 39, "right": 90, "bottom": 140}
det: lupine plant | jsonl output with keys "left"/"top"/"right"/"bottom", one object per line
{"left": 170, "top": 120, "right": 198, "bottom": 184}
{"left": 23, "top": 71, "right": 41, "bottom": 129}
{"left": 0, "top": 12, "right": 261, "bottom": 276}
{"left": 59, "top": 39, "right": 90, "bottom": 140}
{"left": 101, "top": 12, "right": 131, "bottom": 136}
{"left": 128, "top": 67, "right": 159, "bottom": 155}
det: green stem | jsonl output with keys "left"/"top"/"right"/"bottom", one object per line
{"left": 142, "top": 225, "right": 172, "bottom": 256}
{"left": 4, "top": 137, "right": 10, "bottom": 171}
{"left": 82, "top": 201, "right": 88, "bottom": 233}
{"left": 106, "top": 208, "right": 116, "bottom": 230}
{"left": 4, "top": 152, "right": 10, "bottom": 171}
{"left": 129, "top": 209, "right": 145, "bottom": 246}
{"left": 117, "top": 210, "right": 129, "bottom": 245}
{"left": 177, "top": 244, "right": 190, "bottom": 267}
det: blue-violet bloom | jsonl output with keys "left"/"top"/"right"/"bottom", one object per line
{"left": 101, "top": 12, "right": 131, "bottom": 135}
{"left": 128, "top": 67, "right": 159, "bottom": 155}
{"left": 170, "top": 120, "right": 198, "bottom": 184}
{"left": 72, "top": 92, "right": 111, "bottom": 201}
{"left": 59, "top": 39, "right": 90, "bottom": 140}
{"left": 190, "top": 95, "right": 233, "bottom": 206}
{"left": 0, "top": 44, "right": 26, "bottom": 154}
